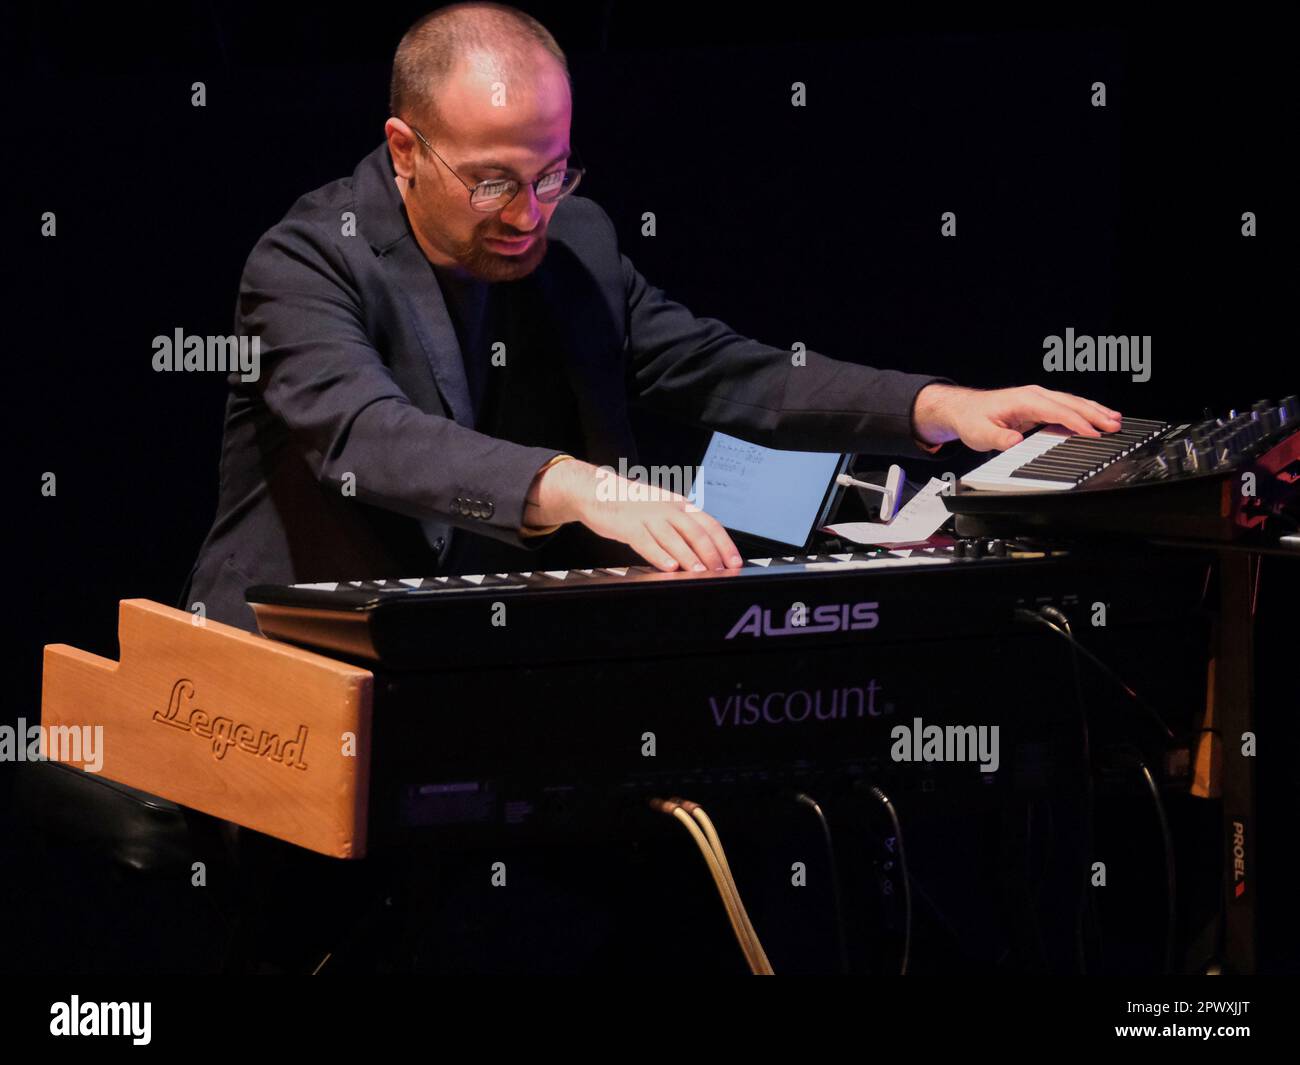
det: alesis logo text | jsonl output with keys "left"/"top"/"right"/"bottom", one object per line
{"left": 726, "top": 600, "right": 880, "bottom": 640}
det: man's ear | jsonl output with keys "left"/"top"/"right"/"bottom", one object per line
{"left": 384, "top": 117, "right": 418, "bottom": 182}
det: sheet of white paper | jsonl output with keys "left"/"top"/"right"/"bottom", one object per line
{"left": 825, "top": 477, "right": 953, "bottom": 545}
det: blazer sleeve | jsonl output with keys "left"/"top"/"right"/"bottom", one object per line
{"left": 237, "top": 219, "right": 563, "bottom": 546}
{"left": 612, "top": 224, "right": 954, "bottom": 460}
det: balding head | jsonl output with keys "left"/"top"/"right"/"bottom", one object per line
{"left": 390, "top": 2, "right": 570, "bottom": 133}
{"left": 384, "top": 4, "right": 576, "bottom": 282}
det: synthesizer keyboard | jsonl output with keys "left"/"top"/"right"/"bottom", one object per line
{"left": 948, "top": 397, "right": 1300, "bottom": 542}
{"left": 960, "top": 418, "right": 1169, "bottom": 492}
{"left": 245, "top": 544, "right": 1207, "bottom": 669}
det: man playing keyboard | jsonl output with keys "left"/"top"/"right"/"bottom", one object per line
{"left": 182, "top": 1, "right": 1121, "bottom": 634}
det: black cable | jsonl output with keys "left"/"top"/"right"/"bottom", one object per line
{"left": 1040, "top": 605, "right": 1096, "bottom": 974}
{"left": 1023, "top": 798, "right": 1051, "bottom": 971}
{"left": 793, "top": 792, "right": 850, "bottom": 975}
{"left": 868, "top": 786, "right": 912, "bottom": 975}
{"left": 855, "top": 804, "right": 966, "bottom": 961}
{"left": 1013, "top": 607, "right": 1176, "bottom": 742}
{"left": 1138, "top": 760, "right": 1178, "bottom": 975}
{"left": 1024, "top": 604, "right": 1179, "bottom": 973}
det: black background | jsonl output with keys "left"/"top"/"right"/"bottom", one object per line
{"left": 5, "top": 2, "right": 1295, "bottom": 973}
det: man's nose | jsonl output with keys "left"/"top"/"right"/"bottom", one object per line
{"left": 500, "top": 183, "right": 542, "bottom": 232}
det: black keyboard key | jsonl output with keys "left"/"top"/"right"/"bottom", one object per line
{"left": 1010, "top": 467, "right": 1079, "bottom": 483}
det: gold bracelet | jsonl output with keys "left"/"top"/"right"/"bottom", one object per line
{"left": 520, "top": 454, "right": 575, "bottom": 535}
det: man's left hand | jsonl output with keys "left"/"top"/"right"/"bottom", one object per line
{"left": 913, "top": 383, "right": 1122, "bottom": 452}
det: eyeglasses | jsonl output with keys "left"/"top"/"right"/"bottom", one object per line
{"left": 407, "top": 123, "right": 585, "bottom": 212}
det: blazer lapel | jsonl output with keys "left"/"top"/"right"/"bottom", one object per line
{"left": 353, "top": 143, "right": 474, "bottom": 429}
{"left": 384, "top": 239, "right": 475, "bottom": 428}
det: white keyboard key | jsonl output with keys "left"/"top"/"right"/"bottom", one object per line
{"left": 805, "top": 557, "right": 952, "bottom": 571}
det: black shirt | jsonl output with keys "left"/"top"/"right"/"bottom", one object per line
{"left": 430, "top": 264, "right": 637, "bottom": 574}
{"left": 431, "top": 263, "right": 495, "bottom": 425}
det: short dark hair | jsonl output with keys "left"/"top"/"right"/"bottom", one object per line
{"left": 390, "top": 3, "right": 571, "bottom": 133}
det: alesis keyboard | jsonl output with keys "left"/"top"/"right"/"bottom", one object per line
{"left": 244, "top": 544, "right": 1206, "bottom": 670}
{"left": 947, "top": 396, "right": 1300, "bottom": 542}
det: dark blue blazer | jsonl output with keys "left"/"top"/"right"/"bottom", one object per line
{"left": 182, "top": 142, "right": 947, "bottom": 632}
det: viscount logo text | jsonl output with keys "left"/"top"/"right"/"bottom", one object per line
{"left": 709, "top": 682, "right": 887, "bottom": 726}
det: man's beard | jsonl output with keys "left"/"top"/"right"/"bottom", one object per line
{"left": 452, "top": 226, "right": 548, "bottom": 282}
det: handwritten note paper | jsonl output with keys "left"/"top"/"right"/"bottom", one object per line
{"left": 825, "top": 477, "right": 953, "bottom": 546}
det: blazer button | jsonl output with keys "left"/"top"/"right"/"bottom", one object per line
{"left": 482, "top": 501, "right": 494, "bottom": 519}
{"left": 434, "top": 537, "right": 445, "bottom": 551}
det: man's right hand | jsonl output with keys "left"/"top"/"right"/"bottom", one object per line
{"left": 523, "top": 458, "right": 744, "bottom": 572}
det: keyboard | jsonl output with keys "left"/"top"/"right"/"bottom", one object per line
{"left": 948, "top": 398, "right": 1300, "bottom": 542}
{"left": 961, "top": 418, "right": 1169, "bottom": 492}
{"left": 244, "top": 543, "right": 1208, "bottom": 669}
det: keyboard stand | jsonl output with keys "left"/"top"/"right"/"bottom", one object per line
{"left": 1214, "top": 549, "right": 1258, "bottom": 974}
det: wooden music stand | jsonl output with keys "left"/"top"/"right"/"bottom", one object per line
{"left": 40, "top": 599, "right": 373, "bottom": 859}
